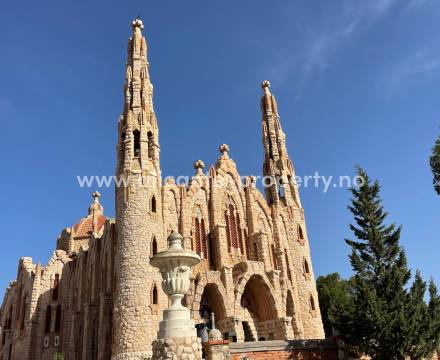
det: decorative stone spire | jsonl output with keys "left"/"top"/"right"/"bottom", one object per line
{"left": 261, "top": 80, "right": 300, "bottom": 207}
{"left": 117, "top": 17, "right": 160, "bottom": 175}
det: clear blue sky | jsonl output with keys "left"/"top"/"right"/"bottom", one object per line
{"left": 1, "top": 0, "right": 439, "bottom": 294}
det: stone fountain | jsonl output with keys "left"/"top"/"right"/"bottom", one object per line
{"left": 150, "top": 232, "right": 203, "bottom": 360}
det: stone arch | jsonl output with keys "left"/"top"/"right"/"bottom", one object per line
{"left": 235, "top": 274, "right": 278, "bottom": 320}
{"left": 191, "top": 273, "right": 229, "bottom": 328}
{"left": 235, "top": 274, "right": 280, "bottom": 341}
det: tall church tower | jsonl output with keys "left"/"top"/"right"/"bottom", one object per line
{"left": 261, "top": 80, "right": 325, "bottom": 338}
{"left": 113, "top": 18, "right": 163, "bottom": 360}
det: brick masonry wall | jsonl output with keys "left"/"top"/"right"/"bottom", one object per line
{"left": 229, "top": 340, "right": 339, "bottom": 360}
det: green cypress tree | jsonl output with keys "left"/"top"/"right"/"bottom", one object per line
{"left": 345, "top": 167, "right": 411, "bottom": 359}
{"left": 430, "top": 133, "right": 440, "bottom": 195}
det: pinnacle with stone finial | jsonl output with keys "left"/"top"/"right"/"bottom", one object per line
{"left": 194, "top": 160, "right": 205, "bottom": 175}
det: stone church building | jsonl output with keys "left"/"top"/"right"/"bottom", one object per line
{"left": 0, "top": 19, "right": 325, "bottom": 360}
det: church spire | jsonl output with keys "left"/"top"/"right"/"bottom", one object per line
{"left": 261, "top": 80, "right": 301, "bottom": 208}
{"left": 113, "top": 20, "right": 164, "bottom": 358}
{"left": 116, "top": 18, "right": 160, "bottom": 176}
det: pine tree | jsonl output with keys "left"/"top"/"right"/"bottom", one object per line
{"left": 425, "top": 280, "right": 440, "bottom": 357}
{"left": 316, "top": 273, "right": 354, "bottom": 337}
{"left": 430, "top": 133, "right": 440, "bottom": 195}
{"left": 404, "top": 271, "right": 429, "bottom": 360}
{"left": 345, "top": 167, "right": 411, "bottom": 359}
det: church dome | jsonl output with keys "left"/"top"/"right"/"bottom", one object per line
{"left": 72, "top": 192, "right": 106, "bottom": 239}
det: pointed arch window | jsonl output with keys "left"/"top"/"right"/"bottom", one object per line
{"left": 194, "top": 217, "right": 202, "bottom": 254}
{"left": 228, "top": 204, "right": 238, "bottom": 249}
{"left": 225, "top": 197, "right": 241, "bottom": 251}
{"left": 151, "top": 237, "right": 158, "bottom": 256}
{"left": 237, "top": 217, "right": 245, "bottom": 255}
{"left": 298, "top": 224, "right": 305, "bottom": 244}
{"left": 44, "top": 305, "right": 52, "bottom": 334}
{"left": 147, "top": 131, "right": 154, "bottom": 159}
{"left": 270, "top": 244, "right": 278, "bottom": 270}
{"left": 55, "top": 305, "right": 62, "bottom": 333}
{"left": 310, "top": 295, "right": 316, "bottom": 311}
{"left": 304, "top": 258, "right": 310, "bottom": 274}
{"left": 285, "top": 251, "right": 292, "bottom": 282}
{"left": 207, "top": 233, "right": 216, "bottom": 270}
{"left": 244, "top": 230, "right": 251, "bottom": 260}
{"left": 133, "top": 130, "right": 140, "bottom": 157}
{"left": 52, "top": 274, "right": 60, "bottom": 301}
{"left": 253, "top": 242, "right": 259, "bottom": 261}
{"left": 192, "top": 207, "right": 208, "bottom": 258}
{"left": 150, "top": 195, "right": 157, "bottom": 213}
{"left": 19, "top": 295, "right": 27, "bottom": 330}
{"left": 152, "top": 284, "right": 158, "bottom": 305}
{"left": 201, "top": 219, "right": 207, "bottom": 257}
{"left": 6, "top": 306, "right": 12, "bottom": 329}
{"left": 224, "top": 210, "right": 231, "bottom": 250}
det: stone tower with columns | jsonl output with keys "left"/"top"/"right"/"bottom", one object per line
{"left": 113, "top": 18, "right": 164, "bottom": 360}
{"left": 0, "top": 19, "right": 325, "bottom": 360}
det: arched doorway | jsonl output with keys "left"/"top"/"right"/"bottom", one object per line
{"left": 198, "top": 284, "right": 226, "bottom": 328}
{"left": 192, "top": 282, "right": 228, "bottom": 341}
{"left": 239, "top": 275, "right": 278, "bottom": 341}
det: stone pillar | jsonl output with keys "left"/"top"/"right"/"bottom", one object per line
{"left": 202, "top": 330, "right": 230, "bottom": 360}
{"left": 276, "top": 317, "right": 294, "bottom": 340}
{"left": 98, "top": 294, "right": 113, "bottom": 360}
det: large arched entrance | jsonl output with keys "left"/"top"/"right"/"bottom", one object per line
{"left": 192, "top": 281, "right": 228, "bottom": 340}
{"left": 239, "top": 275, "right": 278, "bottom": 341}
{"left": 199, "top": 284, "right": 226, "bottom": 328}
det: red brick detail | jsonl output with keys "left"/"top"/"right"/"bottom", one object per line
{"left": 231, "top": 349, "right": 339, "bottom": 360}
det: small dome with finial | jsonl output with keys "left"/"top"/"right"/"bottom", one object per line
{"left": 72, "top": 192, "right": 106, "bottom": 239}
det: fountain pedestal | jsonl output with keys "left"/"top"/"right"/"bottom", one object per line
{"left": 150, "top": 233, "right": 203, "bottom": 360}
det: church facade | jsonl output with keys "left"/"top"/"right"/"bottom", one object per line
{"left": 0, "top": 19, "right": 324, "bottom": 360}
